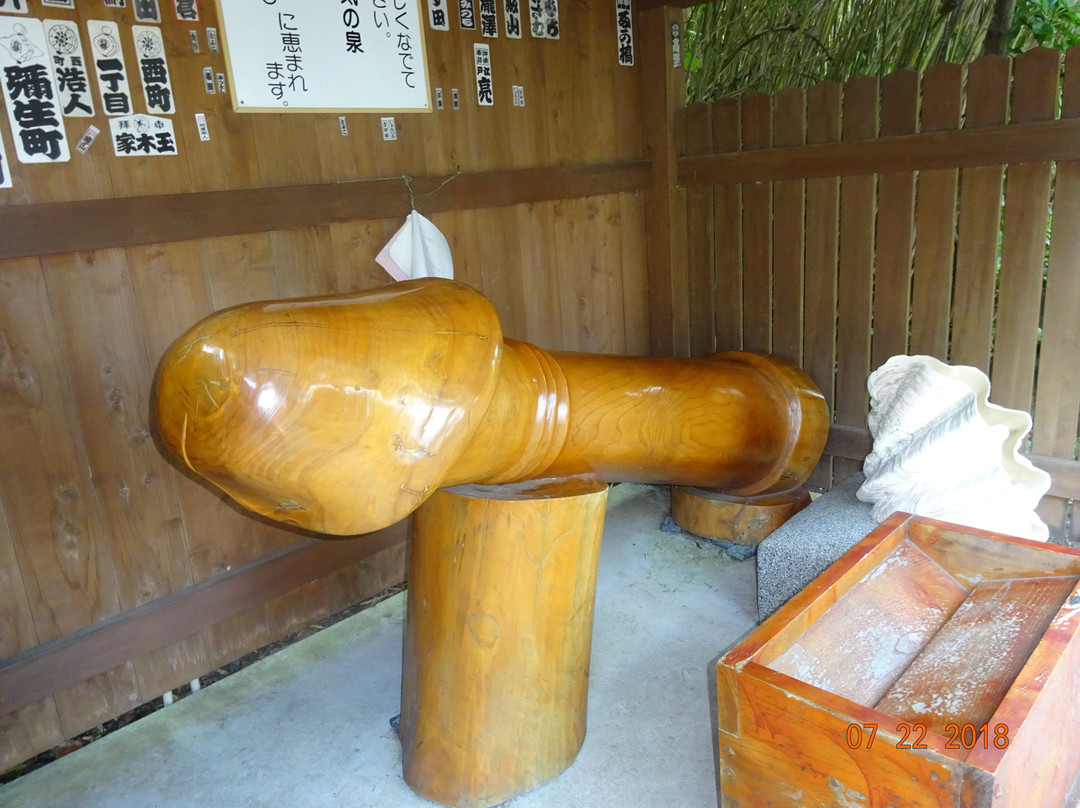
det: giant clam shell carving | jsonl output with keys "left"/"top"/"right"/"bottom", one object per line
{"left": 856, "top": 355, "right": 1051, "bottom": 541}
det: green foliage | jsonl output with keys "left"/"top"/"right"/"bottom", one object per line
{"left": 1010, "top": 0, "right": 1080, "bottom": 51}
{"left": 684, "top": 0, "right": 1078, "bottom": 101}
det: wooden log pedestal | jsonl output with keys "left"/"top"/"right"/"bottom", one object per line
{"left": 717, "top": 513, "right": 1080, "bottom": 807}
{"left": 670, "top": 485, "right": 812, "bottom": 546}
{"left": 400, "top": 475, "right": 609, "bottom": 808}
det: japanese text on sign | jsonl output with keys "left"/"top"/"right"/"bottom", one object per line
{"left": 427, "top": 0, "right": 449, "bottom": 31}
{"left": 87, "top": 20, "right": 134, "bottom": 116}
{"left": 267, "top": 12, "right": 307, "bottom": 103}
{"left": 615, "top": 0, "right": 633, "bottom": 66}
{"left": 479, "top": 0, "right": 498, "bottom": 37}
{"left": 109, "top": 113, "right": 177, "bottom": 156}
{"left": 44, "top": 20, "right": 95, "bottom": 117}
{"left": 542, "top": 0, "right": 560, "bottom": 38}
{"left": 504, "top": 0, "right": 522, "bottom": 38}
{"left": 217, "top": 0, "right": 430, "bottom": 111}
{"left": 473, "top": 43, "right": 492, "bottom": 106}
{"left": 458, "top": 0, "right": 476, "bottom": 30}
{"left": 133, "top": 26, "right": 175, "bottom": 114}
{"left": 0, "top": 18, "right": 70, "bottom": 163}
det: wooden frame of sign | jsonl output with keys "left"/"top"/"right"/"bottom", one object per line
{"left": 214, "top": 0, "right": 432, "bottom": 113}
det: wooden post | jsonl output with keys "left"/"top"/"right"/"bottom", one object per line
{"left": 639, "top": 4, "right": 689, "bottom": 356}
{"left": 400, "top": 476, "right": 609, "bottom": 808}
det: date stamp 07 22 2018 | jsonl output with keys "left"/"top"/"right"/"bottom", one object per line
{"left": 846, "top": 722, "right": 1011, "bottom": 751}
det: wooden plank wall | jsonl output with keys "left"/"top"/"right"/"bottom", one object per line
{"left": 680, "top": 46, "right": 1080, "bottom": 545}
{"left": 0, "top": 0, "right": 646, "bottom": 770}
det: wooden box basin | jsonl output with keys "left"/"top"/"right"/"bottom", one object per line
{"left": 717, "top": 513, "right": 1080, "bottom": 808}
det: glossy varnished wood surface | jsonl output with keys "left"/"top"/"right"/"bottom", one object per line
{"left": 154, "top": 279, "right": 505, "bottom": 538}
{"left": 717, "top": 515, "right": 1080, "bottom": 807}
{"left": 401, "top": 476, "right": 608, "bottom": 808}
{"left": 670, "top": 485, "right": 812, "bottom": 545}
{"left": 155, "top": 278, "right": 829, "bottom": 536}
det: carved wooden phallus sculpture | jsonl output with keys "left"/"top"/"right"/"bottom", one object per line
{"left": 154, "top": 277, "right": 829, "bottom": 808}
{"left": 155, "top": 278, "right": 828, "bottom": 536}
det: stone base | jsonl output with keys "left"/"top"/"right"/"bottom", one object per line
{"left": 755, "top": 473, "right": 879, "bottom": 619}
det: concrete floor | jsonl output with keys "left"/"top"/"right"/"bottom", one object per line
{"left": 0, "top": 484, "right": 758, "bottom": 808}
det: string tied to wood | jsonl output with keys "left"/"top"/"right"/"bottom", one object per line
{"left": 401, "top": 169, "right": 462, "bottom": 212}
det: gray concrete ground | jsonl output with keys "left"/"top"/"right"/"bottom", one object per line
{"left": 0, "top": 484, "right": 759, "bottom": 808}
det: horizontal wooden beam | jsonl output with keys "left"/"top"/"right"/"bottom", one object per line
{"left": 0, "top": 521, "right": 406, "bottom": 717}
{"left": 678, "top": 118, "right": 1080, "bottom": 186}
{"left": 824, "top": 424, "right": 1080, "bottom": 500}
{"left": 0, "top": 161, "right": 651, "bottom": 262}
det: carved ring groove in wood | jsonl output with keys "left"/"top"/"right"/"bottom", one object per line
{"left": 154, "top": 278, "right": 829, "bottom": 537}
{"left": 153, "top": 277, "right": 829, "bottom": 807}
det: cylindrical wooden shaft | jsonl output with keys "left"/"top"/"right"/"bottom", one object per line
{"left": 154, "top": 278, "right": 828, "bottom": 536}
{"left": 401, "top": 476, "right": 608, "bottom": 808}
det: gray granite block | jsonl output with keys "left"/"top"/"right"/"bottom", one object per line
{"left": 756, "top": 473, "right": 880, "bottom": 620}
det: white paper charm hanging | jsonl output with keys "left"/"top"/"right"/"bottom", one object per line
{"left": 376, "top": 211, "right": 454, "bottom": 282}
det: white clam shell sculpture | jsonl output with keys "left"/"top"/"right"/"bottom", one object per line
{"left": 856, "top": 355, "right": 1051, "bottom": 541}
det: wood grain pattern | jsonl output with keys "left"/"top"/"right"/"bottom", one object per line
{"left": 992, "top": 49, "right": 1060, "bottom": 413}
{"left": 154, "top": 278, "right": 829, "bottom": 535}
{"left": 0, "top": 522, "right": 405, "bottom": 717}
{"left": 740, "top": 93, "right": 773, "bottom": 355}
{"left": 950, "top": 56, "right": 1010, "bottom": 373}
{"left": 670, "top": 485, "right": 810, "bottom": 545}
{"left": 967, "top": 578, "right": 1080, "bottom": 808}
{"left": 909, "top": 63, "right": 962, "bottom": 360}
{"left": 833, "top": 76, "right": 878, "bottom": 483}
{"left": 802, "top": 82, "right": 841, "bottom": 490}
{"left": 870, "top": 70, "right": 918, "bottom": 370}
{"left": 639, "top": 5, "right": 689, "bottom": 356}
{"left": 771, "top": 88, "right": 805, "bottom": 365}
{"left": 1033, "top": 47, "right": 1080, "bottom": 542}
{"left": 770, "top": 540, "right": 968, "bottom": 706}
{"left": 0, "top": 163, "right": 651, "bottom": 262}
{"left": 876, "top": 575, "right": 1078, "bottom": 734}
{"left": 678, "top": 114, "right": 1080, "bottom": 185}
{"left": 1, "top": 0, "right": 650, "bottom": 771}
{"left": 401, "top": 476, "right": 607, "bottom": 807}
{"left": 684, "top": 104, "right": 716, "bottom": 357}
{"left": 683, "top": 48, "right": 1080, "bottom": 522}
{"left": 720, "top": 515, "right": 1080, "bottom": 807}
{"left": 0, "top": 260, "right": 121, "bottom": 641}
{"left": 711, "top": 97, "right": 743, "bottom": 352}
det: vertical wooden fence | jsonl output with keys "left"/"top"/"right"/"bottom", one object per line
{"left": 679, "top": 46, "right": 1080, "bottom": 544}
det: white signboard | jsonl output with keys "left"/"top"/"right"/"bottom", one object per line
{"left": 87, "top": 20, "right": 135, "bottom": 117}
{"left": 132, "top": 26, "right": 176, "bottom": 115}
{"left": 109, "top": 113, "right": 178, "bottom": 157}
{"left": 0, "top": 17, "right": 70, "bottom": 164}
{"left": 44, "top": 20, "right": 96, "bottom": 117}
{"left": 215, "top": 0, "right": 431, "bottom": 112}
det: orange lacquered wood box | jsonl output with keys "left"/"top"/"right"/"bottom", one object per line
{"left": 717, "top": 513, "right": 1080, "bottom": 807}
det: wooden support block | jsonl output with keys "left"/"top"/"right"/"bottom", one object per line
{"left": 671, "top": 485, "right": 811, "bottom": 545}
{"left": 717, "top": 513, "right": 1080, "bottom": 807}
{"left": 400, "top": 475, "right": 609, "bottom": 808}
